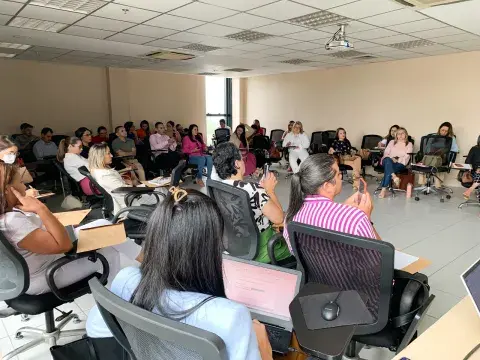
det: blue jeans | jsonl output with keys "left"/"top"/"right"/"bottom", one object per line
{"left": 381, "top": 157, "right": 405, "bottom": 188}
{"left": 188, "top": 155, "right": 213, "bottom": 179}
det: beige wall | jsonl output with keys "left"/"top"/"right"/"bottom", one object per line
{"left": 0, "top": 60, "right": 206, "bottom": 137}
{"left": 245, "top": 51, "right": 480, "bottom": 185}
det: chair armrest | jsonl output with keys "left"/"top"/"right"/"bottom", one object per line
{"left": 112, "top": 187, "right": 155, "bottom": 194}
{"left": 112, "top": 205, "right": 155, "bottom": 224}
{"left": 267, "top": 232, "right": 285, "bottom": 266}
{"left": 125, "top": 191, "right": 162, "bottom": 207}
{"left": 45, "top": 251, "right": 109, "bottom": 302}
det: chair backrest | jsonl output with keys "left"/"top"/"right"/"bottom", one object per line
{"left": 171, "top": 160, "right": 186, "bottom": 187}
{"left": 52, "top": 135, "right": 67, "bottom": 146}
{"left": 0, "top": 230, "right": 29, "bottom": 301}
{"left": 419, "top": 135, "right": 453, "bottom": 166}
{"left": 270, "top": 129, "right": 284, "bottom": 144}
{"left": 287, "top": 222, "right": 394, "bottom": 335}
{"left": 78, "top": 166, "right": 113, "bottom": 218}
{"left": 251, "top": 135, "right": 270, "bottom": 151}
{"left": 206, "top": 179, "right": 259, "bottom": 260}
{"left": 361, "top": 135, "right": 383, "bottom": 150}
{"left": 214, "top": 129, "right": 230, "bottom": 145}
{"left": 53, "top": 160, "right": 81, "bottom": 195}
{"left": 89, "top": 278, "right": 228, "bottom": 360}
{"left": 310, "top": 131, "right": 325, "bottom": 153}
{"left": 261, "top": 127, "right": 267, "bottom": 135}
{"left": 324, "top": 130, "right": 336, "bottom": 149}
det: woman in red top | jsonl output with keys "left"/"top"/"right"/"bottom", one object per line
{"left": 91, "top": 126, "right": 109, "bottom": 144}
{"left": 182, "top": 124, "right": 213, "bottom": 187}
{"left": 253, "top": 119, "right": 264, "bottom": 135}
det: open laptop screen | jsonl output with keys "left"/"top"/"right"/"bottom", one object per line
{"left": 462, "top": 258, "right": 480, "bottom": 317}
{"left": 223, "top": 257, "right": 299, "bottom": 320}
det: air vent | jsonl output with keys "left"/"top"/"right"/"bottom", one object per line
{"left": 180, "top": 44, "right": 221, "bottom": 52}
{"left": 354, "top": 55, "right": 377, "bottom": 60}
{"left": 391, "top": 0, "right": 470, "bottom": 8}
{"left": 225, "top": 30, "right": 273, "bottom": 42}
{"left": 198, "top": 72, "right": 218, "bottom": 76}
{"left": 224, "top": 68, "right": 252, "bottom": 72}
{"left": 279, "top": 59, "right": 313, "bottom": 65}
{"left": 328, "top": 50, "right": 366, "bottom": 58}
{"left": 145, "top": 50, "right": 195, "bottom": 60}
{"left": 288, "top": 10, "right": 350, "bottom": 28}
{"left": 389, "top": 39, "right": 435, "bottom": 49}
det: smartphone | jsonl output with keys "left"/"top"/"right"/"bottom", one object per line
{"left": 357, "top": 178, "right": 367, "bottom": 204}
{"left": 262, "top": 164, "right": 270, "bottom": 181}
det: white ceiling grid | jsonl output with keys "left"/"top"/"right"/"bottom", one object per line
{"left": 0, "top": 0, "right": 477, "bottom": 77}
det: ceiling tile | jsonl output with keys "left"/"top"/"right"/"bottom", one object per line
{"left": 0, "top": 13, "right": 10, "bottom": 25}
{"left": 430, "top": 33, "right": 479, "bottom": 44}
{"left": 253, "top": 36, "right": 299, "bottom": 46}
{"left": 362, "top": 8, "right": 426, "bottom": 27}
{"left": 15, "top": 50, "right": 60, "bottom": 60}
{"left": 452, "top": 39, "right": 480, "bottom": 51}
{"left": 68, "top": 50, "right": 106, "bottom": 57}
{"left": 248, "top": 0, "right": 317, "bottom": 21}
{"left": 17, "top": 5, "right": 84, "bottom": 23}
{"left": 348, "top": 40, "right": 378, "bottom": 49}
{"left": 201, "top": 0, "right": 280, "bottom": 11}
{"left": 285, "top": 29, "right": 331, "bottom": 41}
{"left": 413, "top": 26, "right": 464, "bottom": 39}
{"left": 107, "top": 33, "right": 155, "bottom": 45}
{"left": 263, "top": 55, "right": 289, "bottom": 61}
{"left": 329, "top": 0, "right": 403, "bottom": 19}
{"left": 169, "top": 2, "right": 237, "bottom": 22}
{"left": 75, "top": 16, "right": 135, "bottom": 32}
{"left": 208, "top": 48, "right": 246, "bottom": 56}
{"left": 92, "top": 3, "right": 159, "bottom": 23}
{"left": 61, "top": 26, "right": 116, "bottom": 39}
{"left": 292, "top": 0, "right": 361, "bottom": 10}
{"left": 200, "top": 36, "right": 242, "bottom": 47}
{"left": 237, "top": 52, "right": 270, "bottom": 59}
{"left": 0, "top": 1, "right": 23, "bottom": 15}
{"left": 259, "top": 47, "right": 295, "bottom": 55}
{"left": 352, "top": 28, "right": 398, "bottom": 40}
{"left": 143, "top": 38, "right": 190, "bottom": 48}
{"left": 372, "top": 34, "right": 417, "bottom": 45}
{"left": 254, "top": 22, "right": 306, "bottom": 36}
{"left": 29, "top": 46, "right": 70, "bottom": 54}
{"left": 232, "top": 42, "right": 271, "bottom": 51}
{"left": 189, "top": 23, "right": 240, "bottom": 37}
{"left": 387, "top": 19, "right": 447, "bottom": 33}
{"left": 281, "top": 50, "right": 314, "bottom": 58}
{"left": 124, "top": 24, "right": 177, "bottom": 38}
{"left": 283, "top": 41, "right": 320, "bottom": 51}
{"left": 114, "top": 0, "right": 193, "bottom": 12}
{"left": 145, "top": 14, "right": 205, "bottom": 30}
{"left": 423, "top": 48, "right": 462, "bottom": 56}
{"left": 409, "top": 44, "right": 456, "bottom": 54}
{"left": 164, "top": 31, "right": 209, "bottom": 43}
{"left": 214, "top": 13, "right": 276, "bottom": 29}
{"left": 365, "top": 45, "right": 399, "bottom": 54}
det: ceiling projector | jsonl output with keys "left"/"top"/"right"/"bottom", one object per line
{"left": 325, "top": 24, "right": 354, "bottom": 51}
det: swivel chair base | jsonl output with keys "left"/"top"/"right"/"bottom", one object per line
{"left": 374, "top": 186, "right": 406, "bottom": 198}
{"left": 4, "top": 310, "right": 84, "bottom": 360}
{"left": 458, "top": 200, "right": 480, "bottom": 209}
{"left": 413, "top": 184, "right": 452, "bottom": 202}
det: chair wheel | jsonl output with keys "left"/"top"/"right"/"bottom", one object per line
{"left": 415, "top": 197, "right": 420, "bottom": 201}
{"left": 446, "top": 195, "right": 451, "bottom": 199}
{"left": 15, "top": 332, "right": 23, "bottom": 339}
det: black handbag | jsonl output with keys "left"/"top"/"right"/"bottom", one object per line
{"left": 50, "top": 336, "right": 127, "bottom": 360}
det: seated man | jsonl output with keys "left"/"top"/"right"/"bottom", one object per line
{"left": 92, "top": 126, "right": 109, "bottom": 144}
{"left": 217, "top": 119, "right": 231, "bottom": 132}
{"left": 213, "top": 142, "right": 291, "bottom": 264}
{"left": 15, "top": 123, "right": 39, "bottom": 151}
{"left": 33, "top": 127, "right": 58, "bottom": 160}
{"left": 111, "top": 126, "right": 145, "bottom": 182}
{"left": 283, "top": 153, "right": 380, "bottom": 251}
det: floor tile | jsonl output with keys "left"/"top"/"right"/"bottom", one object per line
{"left": 74, "top": 294, "right": 96, "bottom": 314}
{"left": 427, "top": 288, "right": 462, "bottom": 319}
{"left": 0, "top": 336, "right": 18, "bottom": 360}
{"left": 417, "top": 314, "right": 438, "bottom": 334}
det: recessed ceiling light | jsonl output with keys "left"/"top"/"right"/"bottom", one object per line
{"left": 30, "top": 0, "right": 106, "bottom": 14}
{"left": 0, "top": 42, "right": 31, "bottom": 50}
{"left": 198, "top": 72, "right": 218, "bottom": 76}
{"left": 225, "top": 30, "right": 273, "bottom": 42}
{"left": 288, "top": 10, "right": 350, "bottom": 28}
{"left": 180, "top": 44, "right": 222, "bottom": 52}
{"left": 145, "top": 51, "right": 195, "bottom": 60}
{"left": 9, "top": 17, "right": 67, "bottom": 32}
{"left": 0, "top": 53, "right": 16, "bottom": 58}
{"left": 328, "top": 50, "right": 366, "bottom": 58}
{"left": 279, "top": 59, "right": 313, "bottom": 65}
{"left": 389, "top": 39, "right": 435, "bottom": 49}
{"left": 224, "top": 68, "right": 252, "bottom": 72}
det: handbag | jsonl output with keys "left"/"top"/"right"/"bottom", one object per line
{"left": 51, "top": 336, "right": 126, "bottom": 360}
{"left": 421, "top": 154, "right": 443, "bottom": 167}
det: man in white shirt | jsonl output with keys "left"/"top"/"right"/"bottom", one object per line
{"left": 33, "top": 127, "right": 58, "bottom": 160}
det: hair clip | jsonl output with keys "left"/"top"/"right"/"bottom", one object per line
{"left": 169, "top": 186, "right": 188, "bottom": 202}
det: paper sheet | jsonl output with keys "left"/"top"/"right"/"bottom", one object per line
{"left": 395, "top": 250, "right": 419, "bottom": 270}
{"left": 53, "top": 209, "right": 91, "bottom": 226}
{"left": 451, "top": 163, "right": 472, "bottom": 170}
{"left": 77, "top": 223, "right": 126, "bottom": 253}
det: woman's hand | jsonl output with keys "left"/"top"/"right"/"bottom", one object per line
{"left": 253, "top": 320, "right": 273, "bottom": 360}
{"left": 260, "top": 172, "right": 277, "bottom": 194}
{"left": 11, "top": 187, "right": 47, "bottom": 214}
{"left": 25, "top": 187, "right": 39, "bottom": 197}
{"left": 286, "top": 142, "right": 291, "bottom": 147}
{"left": 328, "top": 148, "right": 335, "bottom": 155}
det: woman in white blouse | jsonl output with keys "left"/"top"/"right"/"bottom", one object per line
{"left": 282, "top": 121, "right": 310, "bottom": 173}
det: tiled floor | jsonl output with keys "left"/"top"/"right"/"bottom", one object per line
{"left": 1, "top": 171, "right": 479, "bottom": 360}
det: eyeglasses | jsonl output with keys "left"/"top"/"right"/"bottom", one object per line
{"left": 84, "top": 133, "right": 92, "bottom": 136}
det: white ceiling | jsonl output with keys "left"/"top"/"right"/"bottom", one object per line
{"left": 0, "top": 0, "right": 479, "bottom": 77}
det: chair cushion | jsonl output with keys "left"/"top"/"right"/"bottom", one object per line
{"left": 353, "top": 322, "right": 403, "bottom": 350}
{"left": 6, "top": 273, "right": 100, "bottom": 315}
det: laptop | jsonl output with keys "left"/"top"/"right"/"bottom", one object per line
{"left": 222, "top": 255, "right": 302, "bottom": 354}
{"left": 461, "top": 257, "right": 480, "bottom": 317}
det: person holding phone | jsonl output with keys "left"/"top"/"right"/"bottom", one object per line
{"left": 378, "top": 127, "right": 413, "bottom": 198}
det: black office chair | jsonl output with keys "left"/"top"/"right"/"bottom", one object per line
{"left": 1, "top": 229, "right": 109, "bottom": 360}
{"left": 459, "top": 145, "right": 480, "bottom": 209}
{"left": 206, "top": 179, "right": 295, "bottom": 267}
{"left": 53, "top": 160, "right": 78, "bottom": 198}
{"left": 310, "top": 131, "right": 326, "bottom": 154}
{"left": 250, "top": 135, "right": 271, "bottom": 170}
{"left": 287, "top": 222, "right": 434, "bottom": 358}
{"left": 89, "top": 278, "right": 228, "bottom": 360}
{"left": 214, "top": 128, "right": 230, "bottom": 146}
{"left": 52, "top": 135, "right": 67, "bottom": 146}
{"left": 171, "top": 159, "right": 186, "bottom": 187}
{"left": 325, "top": 130, "right": 337, "bottom": 149}
{"left": 270, "top": 129, "right": 284, "bottom": 145}
{"left": 411, "top": 135, "right": 453, "bottom": 202}
{"left": 360, "top": 134, "right": 383, "bottom": 178}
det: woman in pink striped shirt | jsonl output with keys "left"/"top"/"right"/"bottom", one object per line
{"left": 149, "top": 122, "right": 181, "bottom": 174}
{"left": 182, "top": 124, "right": 213, "bottom": 187}
{"left": 378, "top": 127, "right": 413, "bottom": 198}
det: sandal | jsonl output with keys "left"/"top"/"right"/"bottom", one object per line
{"left": 463, "top": 191, "right": 471, "bottom": 200}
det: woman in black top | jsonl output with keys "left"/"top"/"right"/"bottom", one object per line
{"left": 463, "top": 135, "right": 480, "bottom": 200}
{"left": 328, "top": 128, "right": 361, "bottom": 191}
{"left": 75, "top": 127, "right": 92, "bottom": 158}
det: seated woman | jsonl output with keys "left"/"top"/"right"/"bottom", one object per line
{"left": 136, "top": 120, "right": 151, "bottom": 142}
{"left": 86, "top": 188, "right": 272, "bottom": 360}
{"left": 230, "top": 124, "right": 257, "bottom": 177}
{"left": 0, "top": 135, "right": 34, "bottom": 191}
{"left": 328, "top": 127, "right": 361, "bottom": 191}
{"left": 149, "top": 122, "right": 181, "bottom": 174}
{"left": 166, "top": 121, "right": 182, "bottom": 145}
{"left": 253, "top": 119, "right": 264, "bottom": 135}
{"left": 282, "top": 121, "right": 310, "bottom": 174}
{"left": 378, "top": 127, "right": 413, "bottom": 198}
{"left": 0, "top": 162, "right": 142, "bottom": 295}
{"left": 282, "top": 121, "right": 294, "bottom": 140}
{"left": 378, "top": 124, "right": 399, "bottom": 149}
{"left": 463, "top": 135, "right": 480, "bottom": 200}
{"left": 91, "top": 126, "right": 109, "bottom": 144}
{"left": 89, "top": 143, "right": 157, "bottom": 215}
{"left": 75, "top": 127, "right": 93, "bottom": 159}
{"left": 182, "top": 124, "right": 213, "bottom": 187}
{"left": 57, "top": 137, "right": 97, "bottom": 196}
{"left": 213, "top": 142, "right": 290, "bottom": 264}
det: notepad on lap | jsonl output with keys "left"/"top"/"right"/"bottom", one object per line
{"left": 54, "top": 209, "right": 91, "bottom": 226}
{"left": 77, "top": 223, "right": 126, "bottom": 253}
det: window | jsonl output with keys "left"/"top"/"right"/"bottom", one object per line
{"left": 205, "top": 77, "right": 232, "bottom": 145}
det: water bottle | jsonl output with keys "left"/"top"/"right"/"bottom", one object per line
{"left": 406, "top": 183, "right": 413, "bottom": 198}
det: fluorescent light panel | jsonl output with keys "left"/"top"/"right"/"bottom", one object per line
{"left": 279, "top": 59, "right": 313, "bottom": 65}
{"left": 30, "top": 0, "right": 105, "bottom": 14}
{"left": 288, "top": 10, "right": 350, "bottom": 28}
{"left": 180, "top": 43, "right": 222, "bottom": 52}
{"left": 389, "top": 39, "right": 435, "bottom": 49}
{"left": 9, "top": 17, "right": 67, "bottom": 32}
{"left": 0, "top": 53, "right": 16, "bottom": 58}
{"left": 0, "top": 42, "right": 31, "bottom": 50}
{"left": 328, "top": 50, "right": 366, "bottom": 58}
{"left": 225, "top": 30, "right": 273, "bottom": 42}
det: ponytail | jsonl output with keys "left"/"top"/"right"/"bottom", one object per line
{"left": 56, "top": 138, "right": 69, "bottom": 162}
{"left": 286, "top": 173, "right": 305, "bottom": 223}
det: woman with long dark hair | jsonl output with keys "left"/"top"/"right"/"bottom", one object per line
{"left": 378, "top": 124, "right": 399, "bottom": 149}
{"left": 136, "top": 120, "right": 151, "bottom": 141}
{"left": 328, "top": 127, "right": 361, "bottom": 191}
{"left": 182, "top": 124, "right": 213, "bottom": 187}
{"left": 74, "top": 127, "right": 93, "bottom": 158}
{"left": 230, "top": 124, "right": 257, "bottom": 176}
{"left": 86, "top": 188, "right": 272, "bottom": 359}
